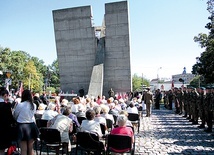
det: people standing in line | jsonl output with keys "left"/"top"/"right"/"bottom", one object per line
{"left": 13, "top": 89, "right": 39, "bottom": 155}
{"left": 0, "top": 87, "right": 15, "bottom": 155}
{"left": 144, "top": 88, "right": 153, "bottom": 117}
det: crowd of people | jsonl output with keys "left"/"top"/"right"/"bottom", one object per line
{"left": 0, "top": 87, "right": 143, "bottom": 155}
{"left": 0, "top": 85, "right": 213, "bottom": 154}
{"left": 162, "top": 86, "right": 214, "bottom": 133}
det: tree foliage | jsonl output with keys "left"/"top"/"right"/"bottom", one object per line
{"left": 189, "top": 75, "right": 206, "bottom": 88}
{"left": 132, "top": 74, "right": 150, "bottom": 92}
{"left": 192, "top": 0, "right": 214, "bottom": 84}
{"left": 48, "top": 60, "right": 60, "bottom": 88}
{"left": 0, "top": 47, "right": 60, "bottom": 93}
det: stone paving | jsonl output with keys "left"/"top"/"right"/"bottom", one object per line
{"left": 135, "top": 107, "right": 214, "bottom": 155}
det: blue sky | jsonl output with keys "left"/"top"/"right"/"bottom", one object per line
{"left": 0, "top": 0, "right": 209, "bottom": 80}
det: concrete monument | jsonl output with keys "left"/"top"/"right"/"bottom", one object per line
{"left": 53, "top": 1, "right": 131, "bottom": 98}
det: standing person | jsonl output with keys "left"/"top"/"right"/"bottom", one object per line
{"left": 108, "top": 88, "right": 114, "bottom": 98}
{"left": 154, "top": 89, "right": 161, "bottom": 109}
{"left": 13, "top": 89, "right": 39, "bottom": 155}
{"left": 144, "top": 88, "right": 153, "bottom": 117}
{"left": 168, "top": 90, "right": 173, "bottom": 110}
{"left": 0, "top": 87, "right": 14, "bottom": 155}
{"left": 79, "top": 87, "right": 84, "bottom": 97}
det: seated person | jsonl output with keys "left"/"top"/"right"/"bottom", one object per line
{"left": 35, "top": 103, "right": 47, "bottom": 115}
{"left": 116, "top": 110, "right": 133, "bottom": 127}
{"left": 100, "top": 104, "right": 114, "bottom": 124}
{"left": 42, "top": 102, "right": 58, "bottom": 120}
{"left": 80, "top": 109, "right": 102, "bottom": 137}
{"left": 93, "top": 106, "right": 106, "bottom": 126}
{"left": 75, "top": 104, "right": 86, "bottom": 118}
{"left": 126, "top": 102, "right": 138, "bottom": 114}
{"left": 111, "top": 114, "right": 134, "bottom": 144}
{"left": 47, "top": 107, "right": 73, "bottom": 151}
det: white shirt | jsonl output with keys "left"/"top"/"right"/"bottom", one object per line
{"left": 126, "top": 106, "right": 138, "bottom": 114}
{"left": 94, "top": 116, "right": 106, "bottom": 126}
{"left": 50, "top": 114, "right": 72, "bottom": 143}
{"left": 81, "top": 120, "right": 102, "bottom": 137}
{"left": 13, "top": 101, "right": 37, "bottom": 123}
{"left": 42, "top": 110, "right": 58, "bottom": 120}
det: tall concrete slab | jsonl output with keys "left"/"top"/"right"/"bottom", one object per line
{"left": 104, "top": 1, "right": 132, "bottom": 96}
{"left": 53, "top": 6, "right": 97, "bottom": 94}
{"left": 53, "top": 1, "right": 131, "bottom": 97}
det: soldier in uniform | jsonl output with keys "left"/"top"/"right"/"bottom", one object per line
{"left": 191, "top": 88, "right": 199, "bottom": 124}
{"left": 182, "top": 87, "right": 188, "bottom": 117}
{"left": 178, "top": 88, "right": 184, "bottom": 115}
{"left": 204, "top": 86, "right": 212, "bottom": 132}
{"left": 198, "top": 87, "right": 206, "bottom": 128}
{"left": 174, "top": 88, "right": 180, "bottom": 114}
{"left": 189, "top": 87, "right": 195, "bottom": 122}
{"left": 212, "top": 86, "right": 214, "bottom": 128}
{"left": 168, "top": 89, "right": 173, "bottom": 110}
{"left": 144, "top": 88, "right": 153, "bottom": 117}
{"left": 186, "top": 87, "right": 192, "bottom": 120}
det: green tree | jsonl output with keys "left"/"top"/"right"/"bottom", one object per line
{"left": 48, "top": 60, "right": 60, "bottom": 88}
{"left": 192, "top": 0, "right": 214, "bottom": 84}
{"left": 189, "top": 75, "right": 206, "bottom": 88}
{"left": 22, "top": 60, "right": 43, "bottom": 92}
{"left": 132, "top": 74, "right": 150, "bottom": 92}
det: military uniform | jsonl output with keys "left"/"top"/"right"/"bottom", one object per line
{"left": 198, "top": 87, "right": 206, "bottom": 128}
{"left": 204, "top": 87, "right": 212, "bottom": 132}
{"left": 192, "top": 89, "right": 199, "bottom": 124}
{"left": 182, "top": 88, "right": 188, "bottom": 117}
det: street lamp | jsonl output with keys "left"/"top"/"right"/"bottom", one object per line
{"left": 157, "top": 67, "right": 162, "bottom": 79}
{"left": 156, "top": 67, "right": 162, "bottom": 90}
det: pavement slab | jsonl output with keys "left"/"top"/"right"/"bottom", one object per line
{"left": 134, "top": 106, "right": 214, "bottom": 155}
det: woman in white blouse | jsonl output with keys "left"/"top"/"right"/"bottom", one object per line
{"left": 13, "top": 89, "right": 39, "bottom": 155}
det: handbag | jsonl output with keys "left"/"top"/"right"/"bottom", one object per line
{"left": 7, "top": 145, "right": 21, "bottom": 155}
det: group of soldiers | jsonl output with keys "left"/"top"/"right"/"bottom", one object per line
{"left": 165, "top": 86, "right": 214, "bottom": 133}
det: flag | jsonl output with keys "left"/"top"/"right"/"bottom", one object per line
{"left": 171, "top": 80, "right": 174, "bottom": 89}
{"left": 6, "top": 82, "right": 9, "bottom": 92}
{"left": 18, "top": 81, "right": 24, "bottom": 97}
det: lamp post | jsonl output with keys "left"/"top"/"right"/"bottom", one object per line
{"left": 156, "top": 67, "right": 162, "bottom": 89}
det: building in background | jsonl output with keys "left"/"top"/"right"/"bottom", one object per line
{"left": 150, "top": 67, "right": 195, "bottom": 91}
